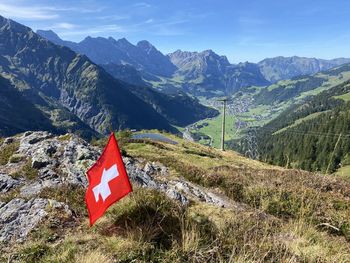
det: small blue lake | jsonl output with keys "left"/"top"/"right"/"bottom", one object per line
{"left": 132, "top": 133, "right": 178, "bottom": 144}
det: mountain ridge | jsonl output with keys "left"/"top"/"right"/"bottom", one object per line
{"left": 0, "top": 16, "right": 179, "bottom": 136}
{"left": 37, "top": 30, "right": 270, "bottom": 96}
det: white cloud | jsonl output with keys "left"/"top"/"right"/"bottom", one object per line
{"left": 144, "top": 18, "right": 154, "bottom": 24}
{"left": 97, "top": 14, "right": 129, "bottom": 21}
{"left": 58, "top": 24, "right": 127, "bottom": 38}
{"left": 0, "top": 1, "right": 105, "bottom": 21}
{"left": 45, "top": 6, "right": 106, "bottom": 14}
{"left": 51, "top": 22, "right": 77, "bottom": 30}
{"left": 133, "top": 3, "right": 152, "bottom": 8}
{"left": 0, "top": 3, "right": 59, "bottom": 20}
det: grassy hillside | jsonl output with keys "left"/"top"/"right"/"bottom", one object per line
{"left": 2, "top": 131, "right": 349, "bottom": 262}
{"left": 254, "top": 80, "right": 350, "bottom": 174}
{"left": 188, "top": 64, "right": 350, "bottom": 153}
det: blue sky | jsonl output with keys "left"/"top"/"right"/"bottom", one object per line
{"left": 1, "top": 0, "right": 350, "bottom": 63}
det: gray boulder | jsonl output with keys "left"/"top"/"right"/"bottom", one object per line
{"left": 0, "top": 198, "right": 70, "bottom": 242}
{"left": 0, "top": 173, "right": 20, "bottom": 193}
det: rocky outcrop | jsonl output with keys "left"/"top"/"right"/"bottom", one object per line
{"left": 0, "top": 131, "right": 233, "bottom": 243}
{"left": 0, "top": 198, "right": 71, "bottom": 242}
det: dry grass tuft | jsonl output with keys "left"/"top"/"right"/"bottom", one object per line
{"left": 75, "top": 250, "right": 113, "bottom": 263}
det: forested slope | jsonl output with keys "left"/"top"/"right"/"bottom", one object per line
{"left": 255, "top": 80, "right": 350, "bottom": 173}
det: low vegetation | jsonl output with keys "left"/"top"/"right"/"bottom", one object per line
{"left": 11, "top": 159, "right": 39, "bottom": 181}
{"left": 0, "top": 140, "right": 20, "bottom": 165}
{"left": 2, "top": 132, "right": 349, "bottom": 262}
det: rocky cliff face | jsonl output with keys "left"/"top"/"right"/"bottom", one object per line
{"left": 0, "top": 131, "right": 232, "bottom": 243}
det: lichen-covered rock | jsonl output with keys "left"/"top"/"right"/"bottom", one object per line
{"left": 19, "top": 132, "right": 98, "bottom": 191}
{"left": 123, "top": 157, "right": 189, "bottom": 205}
{"left": 0, "top": 173, "right": 20, "bottom": 193}
{"left": 144, "top": 161, "right": 168, "bottom": 176}
{"left": 0, "top": 198, "right": 70, "bottom": 242}
{"left": 171, "top": 180, "right": 231, "bottom": 208}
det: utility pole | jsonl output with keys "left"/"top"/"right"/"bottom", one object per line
{"left": 217, "top": 98, "right": 228, "bottom": 151}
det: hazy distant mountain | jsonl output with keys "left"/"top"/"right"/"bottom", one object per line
{"left": 37, "top": 30, "right": 177, "bottom": 78}
{"left": 168, "top": 50, "right": 270, "bottom": 96}
{"left": 225, "top": 62, "right": 270, "bottom": 93}
{"left": 0, "top": 16, "right": 177, "bottom": 135}
{"left": 258, "top": 56, "right": 350, "bottom": 82}
{"left": 125, "top": 86, "right": 219, "bottom": 126}
{"left": 36, "top": 29, "right": 78, "bottom": 48}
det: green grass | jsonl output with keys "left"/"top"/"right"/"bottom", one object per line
{"left": 334, "top": 92, "right": 350, "bottom": 102}
{"left": 11, "top": 159, "right": 39, "bottom": 180}
{"left": 335, "top": 165, "right": 350, "bottom": 178}
{"left": 0, "top": 140, "right": 20, "bottom": 165}
{"left": 193, "top": 114, "right": 236, "bottom": 148}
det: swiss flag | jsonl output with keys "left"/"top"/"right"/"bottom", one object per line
{"left": 85, "top": 133, "right": 132, "bottom": 226}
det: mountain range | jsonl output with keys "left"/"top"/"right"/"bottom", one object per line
{"left": 37, "top": 29, "right": 350, "bottom": 97}
{"left": 0, "top": 16, "right": 218, "bottom": 138}
{"left": 258, "top": 56, "right": 350, "bottom": 83}
{"left": 3, "top": 16, "right": 350, "bottom": 173}
{"left": 37, "top": 30, "right": 177, "bottom": 78}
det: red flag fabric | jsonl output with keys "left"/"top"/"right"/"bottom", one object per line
{"left": 85, "top": 133, "right": 132, "bottom": 226}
